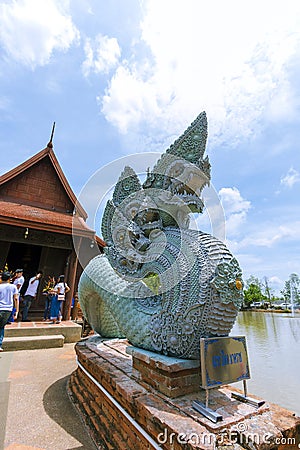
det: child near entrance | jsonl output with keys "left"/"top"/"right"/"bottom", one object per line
{"left": 49, "top": 275, "right": 70, "bottom": 324}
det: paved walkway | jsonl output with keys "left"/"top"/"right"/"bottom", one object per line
{"left": 0, "top": 344, "right": 97, "bottom": 450}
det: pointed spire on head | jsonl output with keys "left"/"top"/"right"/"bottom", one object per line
{"left": 166, "top": 111, "right": 207, "bottom": 164}
{"left": 112, "top": 166, "right": 142, "bottom": 206}
{"left": 143, "top": 111, "right": 210, "bottom": 189}
{"left": 47, "top": 122, "right": 56, "bottom": 149}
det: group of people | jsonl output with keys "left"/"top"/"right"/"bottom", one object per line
{"left": 0, "top": 268, "right": 70, "bottom": 352}
{"left": 42, "top": 274, "right": 70, "bottom": 324}
{"left": 0, "top": 268, "right": 43, "bottom": 323}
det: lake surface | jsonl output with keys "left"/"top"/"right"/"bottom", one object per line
{"left": 230, "top": 311, "right": 300, "bottom": 415}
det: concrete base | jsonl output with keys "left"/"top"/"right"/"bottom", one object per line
{"left": 69, "top": 337, "right": 300, "bottom": 450}
{"left": 4, "top": 320, "right": 82, "bottom": 344}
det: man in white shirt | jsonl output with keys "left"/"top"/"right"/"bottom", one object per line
{"left": 7, "top": 269, "right": 25, "bottom": 324}
{"left": 13, "top": 269, "right": 25, "bottom": 293}
{"left": 22, "top": 270, "right": 43, "bottom": 321}
{"left": 0, "top": 271, "right": 18, "bottom": 351}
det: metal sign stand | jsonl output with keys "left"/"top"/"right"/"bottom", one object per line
{"left": 192, "top": 336, "right": 265, "bottom": 422}
{"left": 231, "top": 379, "right": 265, "bottom": 408}
{"left": 192, "top": 388, "right": 223, "bottom": 423}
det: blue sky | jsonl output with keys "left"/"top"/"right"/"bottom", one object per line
{"left": 0, "top": 0, "right": 300, "bottom": 295}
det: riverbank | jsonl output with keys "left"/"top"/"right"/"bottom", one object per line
{"left": 242, "top": 307, "right": 300, "bottom": 314}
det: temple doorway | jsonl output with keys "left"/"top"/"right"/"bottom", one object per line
{"left": 6, "top": 242, "right": 42, "bottom": 282}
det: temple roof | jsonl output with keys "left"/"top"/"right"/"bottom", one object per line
{"left": 0, "top": 144, "right": 106, "bottom": 246}
{"left": 0, "top": 200, "right": 97, "bottom": 238}
{"left": 0, "top": 145, "right": 87, "bottom": 219}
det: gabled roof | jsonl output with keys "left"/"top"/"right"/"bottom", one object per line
{"left": 0, "top": 200, "right": 95, "bottom": 237}
{"left": 0, "top": 144, "right": 87, "bottom": 220}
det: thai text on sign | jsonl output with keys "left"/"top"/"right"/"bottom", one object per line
{"left": 200, "top": 336, "right": 250, "bottom": 389}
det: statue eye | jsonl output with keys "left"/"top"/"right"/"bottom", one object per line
{"left": 171, "top": 163, "right": 184, "bottom": 177}
{"left": 116, "top": 232, "right": 125, "bottom": 242}
{"left": 235, "top": 280, "right": 243, "bottom": 290}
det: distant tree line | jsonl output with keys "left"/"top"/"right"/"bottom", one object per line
{"left": 243, "top": 273, "right": 300, "bottom": 307}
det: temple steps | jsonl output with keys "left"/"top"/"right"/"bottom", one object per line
{"left": 3, "top": 320, "right": 82, "bottom": 351}
{"left": 2, "top": 334, "right": 65, "bottom": 351}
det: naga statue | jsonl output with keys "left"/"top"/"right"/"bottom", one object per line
{"left": 78, "top": 112, "right": 243, "bottom": 359}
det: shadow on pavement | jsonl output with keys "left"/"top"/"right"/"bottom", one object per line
{"left": 43, "top": 375, "right": 97, "bottom": 450}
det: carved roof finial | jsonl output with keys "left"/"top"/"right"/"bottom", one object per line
{"left": 47, "top": 122, "right": 56, "bottom": 148}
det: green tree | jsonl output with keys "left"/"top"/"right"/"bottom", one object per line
{"left": 262, "top": 276, "right": 276, "bottom": 305}
{"left": 245, "top": 275, "right": 262, "bottom": 290}
{"left": 243, "top": 276, "right": 267, "bottom": 307}
{"left": 281, "top": 273, "right": 300, "bottom": 304}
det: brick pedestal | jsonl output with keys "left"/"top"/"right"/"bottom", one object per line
{"left": 128, "top": 346, "right": 201, "bottom": 398}
{"left": 69, "top": 337, "right": 300, "bottom": 450}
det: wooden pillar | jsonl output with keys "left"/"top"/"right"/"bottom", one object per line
{"left": 63, "top": 241, "right": 80, "bottom": 321}
{"left": 0, "top": 241, "right": 11, "bottom": 270}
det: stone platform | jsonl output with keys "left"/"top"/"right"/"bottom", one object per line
{"left": 3, "top": 320, "right": 82, "bottom": 351}
{"left": 69, "top": 336, "right": 300, "bottom": 450}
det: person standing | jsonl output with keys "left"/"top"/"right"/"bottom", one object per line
{"left": 49, "top": 275, "right": 70, "bottom": 324}
{"left": 13, "top": 269, "right": 25, "bottom": 292}
{"left": 22, "top": 270, "right": 43, "bottom": 322}
{"left": 7, "top": 269, "right": 25, "bottom": 323}
{"left": 0, "top": 271, "right": 18, "bottom": 351}
{"left": 42, "top": 276, "right": 56, "bottom": 321}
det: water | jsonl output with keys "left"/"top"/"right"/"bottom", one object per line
{"left": 230, "top": 311, "right": 300, "bottom": 415}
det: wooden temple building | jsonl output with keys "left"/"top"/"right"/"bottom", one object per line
{"left": 0, "top": 134, "right": 105, "bottom": 320}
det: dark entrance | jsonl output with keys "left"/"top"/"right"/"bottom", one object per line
{"left": 1, "top": 235, "right": 71, "bottom": 316}
{"left": 6, "top": 242, "right": 42, "bottom": 281}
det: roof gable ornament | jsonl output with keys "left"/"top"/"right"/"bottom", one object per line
{"left": 47, "top": 122, "right": 56, "bottom": 149}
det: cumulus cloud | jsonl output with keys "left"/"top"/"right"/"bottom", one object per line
{"left": 280, "top": 167, "right": 300, "bottom": 188}
{"left": 229, "top": 221, "right": 300, "bottom": 251}
{"left": 268, "top": 276, "right": 283, "bottom": 286}
{"left": 102, "top": 65, "right": 164, "bottom": 133}
{"left": 0, "top": 0, "right": 79, "bottom": 68}
{"left": 82, "top": 34, "right": 121, "bottom": 77}
{"left": 99, "top": 0, "right": 300, "bottom": 148}
{"left": 218, "top": 187, "right": 251, "bottom": 236}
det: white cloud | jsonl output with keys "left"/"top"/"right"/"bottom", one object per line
{"left": 218, "top": 187, "right": 251, "bottom": 236}
{"left": 193, "top": 186, "right": 250, "bottom": 241}
{"left": 229, "top": 221, "right": 300, "bottom": 251}
{"left": 219, "top": 187, "right": 251, "bottom": 215}
{"left": 82, "top": 34, "right": 121, "bottom": 77}
{"left": 0, "top": 0, "right": 79, "bottom": 68}
{"left": 102, "top": 65, "right": 162, "bottom": 133}
{"left": 268, "top": 276, "right": 283, "bottom": 286}
{"left": 99, "top": 0, "right": 300, "bottom": 147}
{"left": 280, "top": 167, "right": 300, "bottom": 188}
